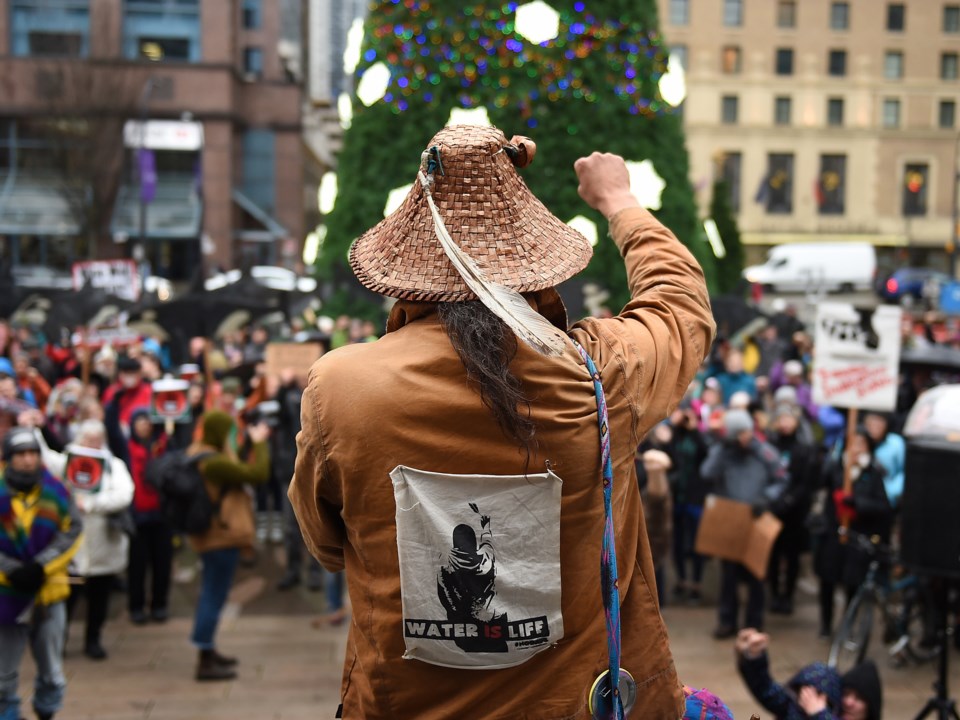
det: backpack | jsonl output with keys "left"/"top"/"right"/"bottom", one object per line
{"left": 144, "top": 450, "right": 217, "bottom": 534}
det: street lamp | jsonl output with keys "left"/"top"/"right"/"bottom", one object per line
{"left": 135, "top": 77, "right": 157, "bottom": 283}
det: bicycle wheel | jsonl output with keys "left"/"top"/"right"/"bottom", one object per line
{"left": 829, "top": 589, "right": 875, "bottom": 672}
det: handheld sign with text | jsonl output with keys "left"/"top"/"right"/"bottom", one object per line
{"left": 65, "top": 447, "right": 108, "bottom": 493}
{"left": 179, "top": 364, "right": 201, "bottom": 382}
{"left": 812, "top": 303, "right": 903, "bottom": 412}
{"left": 151, "top": 378, "right": 191, "bottom": 423}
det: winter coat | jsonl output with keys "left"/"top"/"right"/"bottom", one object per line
{"left": 0, "top": 468, "right": 82, "bottom": 622}
{"left": 42, "top": 443, "right": 134, "bottom": 577}
{"left": 738, "top": 652, "right": 841, "bottom": 719}
{"left": 813, "top": 452, "right": 893, "bottom": 589}
{"left": 126, "top": 432, "right": 169, "bottom": 515}
{"left": 701, "top": 438, "right": 788, "bottom": 508}
{"left": 288, "top": 207, "right": 715, "bottom": 720}
{"left": 186, "top": 412, "right": 269, "bottom": 554}
{"left": 666, "top": 423, "right": 710, "bottom": 507}
{"left": 872, "top": 432, "right": 905, "bottom": 508}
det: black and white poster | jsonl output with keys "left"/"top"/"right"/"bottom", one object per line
{"left": 391, "top": 465, "right": 563, "bottom": 669}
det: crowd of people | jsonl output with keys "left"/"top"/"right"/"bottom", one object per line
{"left": 0, "top": 314, "right": 376, "bottom": 719}
{"left": 0, "top": 292, "right": 957, "bottom": 719}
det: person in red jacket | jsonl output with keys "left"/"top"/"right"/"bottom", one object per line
{"left": 102, "top": 356, "right": 153, "bottom": 440}
{"left": 125, "top": 408, "right": 174, "bottom": 624}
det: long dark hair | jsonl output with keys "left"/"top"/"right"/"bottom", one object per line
{"left": 437, "top": 301, "right": 536, "bottom": 456}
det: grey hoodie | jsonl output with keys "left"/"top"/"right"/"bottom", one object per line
{"left": 700, "top": 437, "right": 787, "bottom": 506}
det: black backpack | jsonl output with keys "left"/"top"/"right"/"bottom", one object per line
{"left": 145, "top": 450, "right": 216, "bottom": 534}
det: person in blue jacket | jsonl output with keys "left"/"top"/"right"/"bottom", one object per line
{"left": 862, "top": 412, "right": 905, "bottom": 508}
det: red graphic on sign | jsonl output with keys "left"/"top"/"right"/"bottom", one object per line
{"left": 816, "top": 366, "right": 894, "bottom": 400}
{"left": 154, "top": 390, "right": 187, "bottom": 419}
{"left": 66, "top": 454, "right": 104, "bottom": 492}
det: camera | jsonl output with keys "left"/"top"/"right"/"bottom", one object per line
{"left": 243, "top": 400, "right": 280, "bottom": 428}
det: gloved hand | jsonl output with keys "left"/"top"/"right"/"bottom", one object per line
{"left": 7, "top": 561, "right": 45, "bottom": 594}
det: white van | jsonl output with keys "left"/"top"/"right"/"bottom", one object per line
{"left": 742, "top": 242, "right": 876, "bottom": 293}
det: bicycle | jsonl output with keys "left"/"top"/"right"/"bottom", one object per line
{"left": 827, "top": 527, "right": 938, "bottom": 673}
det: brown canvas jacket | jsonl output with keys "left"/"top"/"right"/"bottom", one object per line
{"left": 290, "top": 207, "right": 715, "bottom": 719}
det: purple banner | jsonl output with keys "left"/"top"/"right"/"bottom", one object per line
{"left": 138, "top": 148, "right": 157, "bottom": 203}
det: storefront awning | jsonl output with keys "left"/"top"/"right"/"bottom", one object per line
{"left": 232, "top": 189, "right": 287, "bottom": 242}
{"left": 0, "top": 170, "right": 79, "bottom": 235}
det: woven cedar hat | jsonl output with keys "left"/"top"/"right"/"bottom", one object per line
{"left": 349, "top": 125, "right": 593, "bottom": 303}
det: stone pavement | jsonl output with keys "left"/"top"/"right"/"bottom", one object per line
{"left": 17, "top": 544, "right": 959, "bottom": 719}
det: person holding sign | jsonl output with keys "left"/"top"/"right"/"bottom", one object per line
{"left": 40, "top": 420, "right": 134, "bottom": 661}
{"left": 811, "top": 427, "right": 893, "bottom": 640}
{"left": 701, "top": 409, "right": 787, "bottom": 639}
{"left": 0, "top": 427, "right": 82, "bottom": 720}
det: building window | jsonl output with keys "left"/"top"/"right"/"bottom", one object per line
{"left": 124, "top": 0, "right": 201, "bottom": 62}
{"left": 243, "top": 0, "right": 261, "bottom": 29}
{"left": 884, "top": 51, "right": 904, "bottom": 79}
{"left": 243, "top": 47, "right": 263, "bottom": 77}
{"left": 721, "top": 152, "right": 742, "bottom": 213}
{"left": 827, "top": 97, "right": 845, "bottom": 126}
{"left": 902, "top": 163, "right": 929, "bottom": 217}
{"left": 774, "top": 96, "right": 792, "bottom": 125}
{"left": 887, "top": 3, "right": 905, "bottom": 31}
{"left": 721, "top": 46, "right": 742, "bottom": 74}
{"left": 940, "top": 100, "right": 957, "bottom": 128}
{"left": 242, "top": 130, "right": 276, "bottom": 216}
{"left": 831, "top": 2, "right": 850, "bottom": 30}
{"left": 775, "top": 48, "right": 794, "bottom": 75}
{"left": 777, "top": 1, "right": 797, "bottom": 28}
{"left": 721, "top": 95, "right": 739, "bottom": 124}
{"left": 883, "top": 98, "right": 901, "bottom": 128}
{"left": 818, "top": 154, "right": 846, "bottom": 215}
{"left": 942, "top": 53, "right": 959, "bottom": 80}
{"left": 723, "top": 0, "right": 743, "bottom": 27}
{"left": 946, "top": 5, "right": 960, "bottom": 32}
{"left": 828, "top": 49, "right": 847, "bottom": 76}
{"left": 764, "top": 154, "right": 794, "bottom": 214}
{"left": 669, "top": 0, "right": 689, "bottom": 25}
{"left": 139, "top": 37, "right": 191, "bottom": 62}
{"left": 11, "top": 0, "right": 90, "bottom": 58}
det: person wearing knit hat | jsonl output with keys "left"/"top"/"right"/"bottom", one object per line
{"left": 185, "top": 411, "right": 271, "bottom": 681}
{"left": 288, "top": 127, "right": 715, "bottom": 718}
{"left": 840, "top": 660, "right": 882, "bottom": 720}
{"left": 682, "top": 685, "right": 735, "bottom": 720}
{"left": 702, "top": 409, "right": 788, "bottom": 638}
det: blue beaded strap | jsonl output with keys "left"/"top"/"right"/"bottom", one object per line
{"left": 572, "top": 340, "right": 623, "bottom": 720}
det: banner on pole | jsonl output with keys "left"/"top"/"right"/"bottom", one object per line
{"left": 72, "top": 260, "right": 141, "bottom": 302}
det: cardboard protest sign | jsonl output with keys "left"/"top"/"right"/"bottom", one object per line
{"left": 694, "top": 495, "right": 783, "bottom": 580}
{"left": 265, "top": 343, "right": 322, "bottom": 383}
{"left": 65, "top": 447, "right": 107, "bottom": 493}
{"left": 151, "top": 378, "right": 190, "bottom": 423}
{"left": 812, "top": 303, "right": 903, "bottom": 412}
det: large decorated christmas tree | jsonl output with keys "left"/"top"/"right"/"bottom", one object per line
{"left": 319, "top": 0, "right": 717, "bottom": 312}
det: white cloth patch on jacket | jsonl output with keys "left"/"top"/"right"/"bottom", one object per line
{"left": 391, "top": 465, "right": 564, "bottom": 670}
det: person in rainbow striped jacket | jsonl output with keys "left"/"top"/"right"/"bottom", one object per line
{"left": 0, "top": 427, "right": 82, "bottom": 720}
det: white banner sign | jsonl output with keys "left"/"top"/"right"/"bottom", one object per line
{"left": 123, "top": 120, "right": 204, "bottom": 150}
{"left": 72, "top": 260, "right": 141, "bottom": 302}
{"left": 812, "top": 303, "right": 903, "bottom": 411}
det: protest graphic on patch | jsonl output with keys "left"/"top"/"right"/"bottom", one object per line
{"left": 391, "top": 465, "right": 563, "bottom": 670}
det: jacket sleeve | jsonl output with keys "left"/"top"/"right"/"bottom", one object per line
{"left": 700, "top": 443, "right": 725, "bottom": 486}
{"left": 202, "top": 441, "right": 270, "bottom": 487}
{"left": 33, "top": 495, "right": 83, "bottom": 572}
{"left": 80, "top": 457, "right": 134, "bottom": 514}
{"left": 38, "top": 432, "right": 67, "bottom": 480}
{"left": 288, "top": 378, "right": 346, "bottom": 572}
{"left": 568, "top": 207, "right": 715, "bottom": 441}
{"left": 737, "top": 653, "right": 795, "bottom": 717}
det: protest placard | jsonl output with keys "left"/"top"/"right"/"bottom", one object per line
{"left": 151, "top": 378, "right": 191, "bottom": 423}
{"left": 65, "top": 447, "right": 107, "bottom": 493}
{"left": 694, "top": 495, "right": 783, "bottom": 580}
{"left": 72, "top": 260, "right": 141, "bottom": 302}
{"left": 812, "top": 303, "right": 903, "bottom": 412}
{"left": 265, "top": 343, "right": 323, "bottom": 383}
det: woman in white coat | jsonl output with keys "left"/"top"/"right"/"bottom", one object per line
{"left": 42, "top": 419, "right": 134, "bottom": 660}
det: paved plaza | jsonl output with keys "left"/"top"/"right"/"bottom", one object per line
{"left": 18, "top": 545, "right": 958, "bottom": 719}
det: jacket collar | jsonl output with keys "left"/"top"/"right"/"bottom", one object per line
{"left": 385, "top": 288, "right": 570, "bottom": 335}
